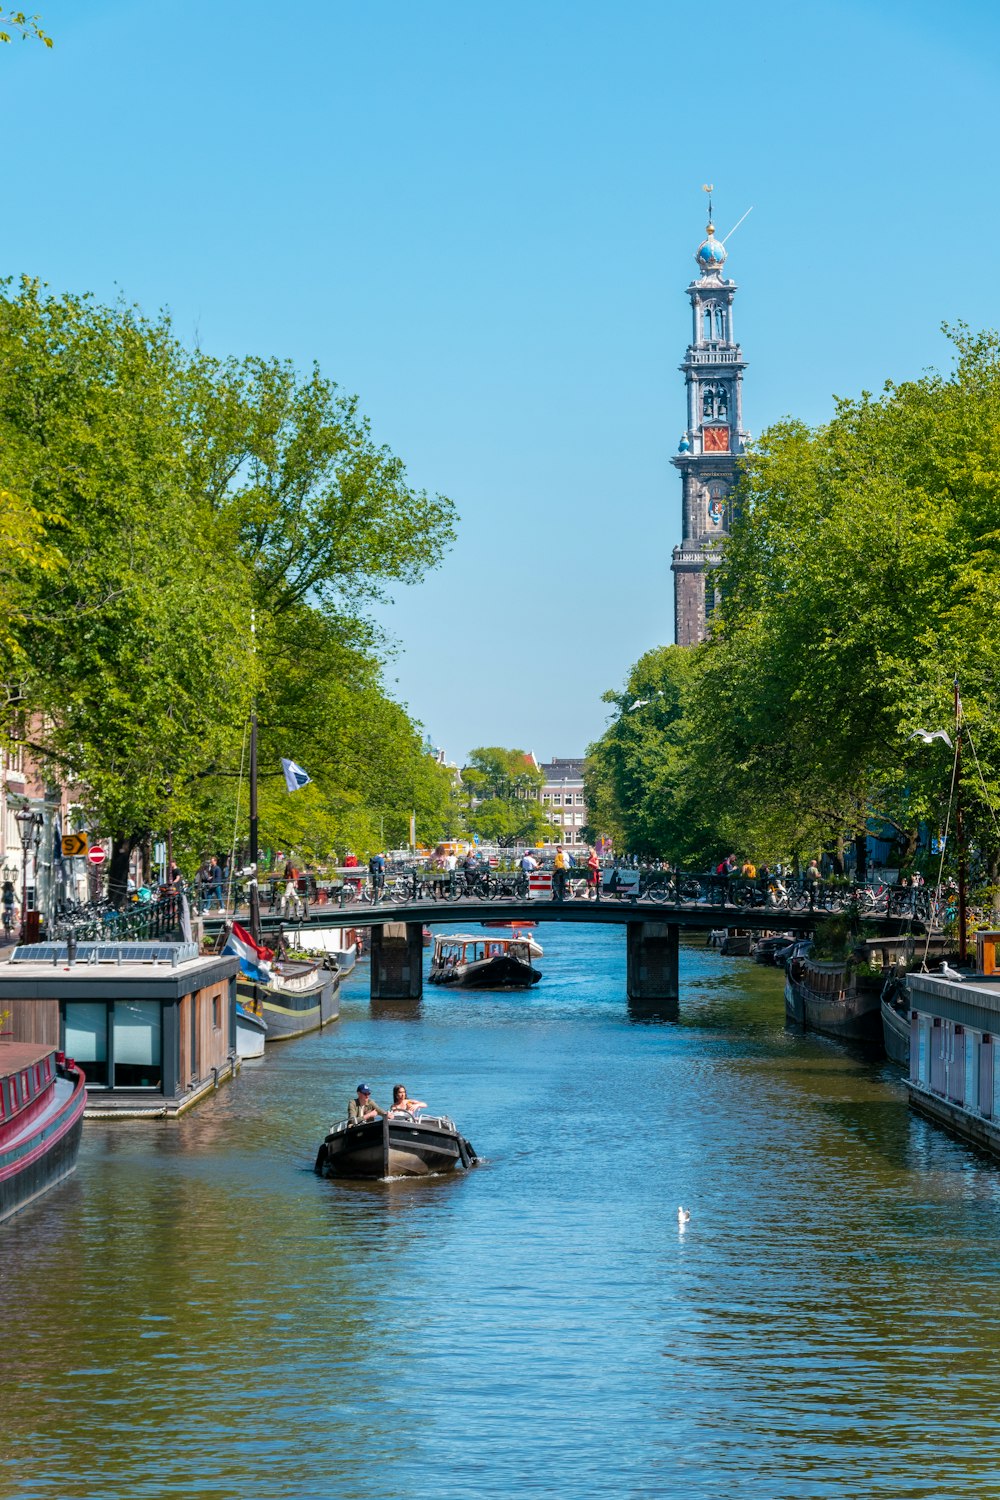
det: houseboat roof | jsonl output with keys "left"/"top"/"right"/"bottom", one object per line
{"left": 0, "top": 1041, "right": 54, "bottom": 1077}
{"left": 0, "top": 949, "right": 238, "bottom": 1001}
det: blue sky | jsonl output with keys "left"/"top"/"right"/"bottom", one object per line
{"left": 4, "top": 0, "right": 999, "bottom": 763}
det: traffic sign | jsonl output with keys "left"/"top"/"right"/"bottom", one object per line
{"left": 61, "top": 832, "right": 89, "bottom": 858}
{"left": 87, "top": 845, "right": 107, "bottom": 867}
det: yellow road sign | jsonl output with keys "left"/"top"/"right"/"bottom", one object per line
{"left": 61, "top": 832, "right": 89, "bottom": 858}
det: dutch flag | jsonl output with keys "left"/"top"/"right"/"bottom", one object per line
{"left": 224, "top": 922, "right": 275, "bottom": 984}
{"left": 281, "top": 758, "right": 312, "bottom": 793}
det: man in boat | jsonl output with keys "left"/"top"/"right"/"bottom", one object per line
{"left": 348, "top": 1083, "right": 387, "bottom": 1124}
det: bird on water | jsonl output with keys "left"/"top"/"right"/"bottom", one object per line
{"left": 677, "top": 1206, "right": 691, "bottom": 1225}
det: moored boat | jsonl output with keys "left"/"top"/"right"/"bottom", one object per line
{"left": 784, "top": 951, "right": 882, "bottom": 1045}
{"left": 880, "top": 977, "right": 911, "bottom": 1068}
{"left": 315, "top": 1111, "right": 478, "bottom": 1179}
{"left": 240, "top": 963, "right": 339, "bottom": 1043}
{"left": 1, "top": 1044, "right": 87, "bottom": 1225}
{"left": 235, "top": 995, "right": 267, "bottom": 1057}
{"left": 429, "top": 932, "right": 541, "bottom": 989}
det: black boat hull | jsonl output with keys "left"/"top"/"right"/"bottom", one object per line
{"left": 429, "top": 955, "right": 541, "bottom": 989}
{"left": 316, "top": 1115, "right": 477, "bottom": 1179}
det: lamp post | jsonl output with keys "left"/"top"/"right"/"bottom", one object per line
{"left": 13, "top": 807, "right": 44, "bottom": 944}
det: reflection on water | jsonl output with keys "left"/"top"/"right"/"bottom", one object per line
{"left": 3, "top": 925, "right": 1000, "bottom": 1498}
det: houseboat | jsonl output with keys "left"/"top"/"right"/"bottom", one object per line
{"left": 0, "top": 941, "right": 240, "bottom": 1118}
{"left": 429, "top": 933, "right": 541, "bottom": 990}
{"left": 784, "top": 949, "right": 882, "bottom": 1045}
{"left": 0, "top": 1043, "right": 87, "bottom": 1224}
{"left": 904, "top": 932, "right": 1000, "bottom": 1156}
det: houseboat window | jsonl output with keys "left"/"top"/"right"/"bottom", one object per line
{"left": 34, "top": 1064, "right": 42, "bottom": 1090}
{"left": 212, "top": 994, "right": 221, "bottom": 1030}
{"left": 65, "top": 1001, "right": 109, "bottom": 1087}
{"left": 113, "top": 1001, "right": 162, "bottom": 1089}
{"left": 965, "top": 1036, "right": 979, "bottom": 1114}
{"left": 8, "top": 1075, "right": 17, "bottom": 1108}
{"left": 0, "top": 1078, "right": 6, "bottom": 1118}
{"left": 917, "top": 1017, "right": 930, "bottom": 1085}
{"left": 21, "top": 1071, "right": 30, "bottom": 1100}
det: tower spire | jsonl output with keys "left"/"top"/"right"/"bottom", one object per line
{"left": 670, "top": 189, "right": 750, "bottom": 646}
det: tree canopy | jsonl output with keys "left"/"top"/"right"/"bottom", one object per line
{"left": 0, "top": 277, "right": 457, "bottom": 892}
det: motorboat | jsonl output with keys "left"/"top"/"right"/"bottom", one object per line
{"left": 314, "top": 1111, "right": 478, "bottom": 1179}
{"left": 0, "top": 1044, "right": 87, "bottom": 1224}
{"left": 428, "top": 932, "right": 541, "bottom": 989}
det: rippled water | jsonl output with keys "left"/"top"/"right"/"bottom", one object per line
{"left": 3, "top": 925, "right": 1000, "bottom": 1499}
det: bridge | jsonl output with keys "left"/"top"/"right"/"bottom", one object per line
{"left": 203, "top": 889, "right": 924, "bottom": 1004}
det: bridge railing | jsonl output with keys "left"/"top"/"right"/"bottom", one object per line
{"left": 188, "top": 868, "right": 934, "bottom": 924}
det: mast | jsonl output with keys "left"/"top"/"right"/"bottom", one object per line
{"left": 955, "top": 677, "right": 968, "bottom": 966}
{"left": 248, "top": 609, "right": 261, "bottom": 943}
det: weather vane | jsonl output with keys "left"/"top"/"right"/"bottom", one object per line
{"left": 702, "top": 183, "right": 714, "bottom": 223}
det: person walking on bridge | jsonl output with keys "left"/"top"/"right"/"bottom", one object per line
{"left": 552, "top": 845, "right": 569, "bottom": 902}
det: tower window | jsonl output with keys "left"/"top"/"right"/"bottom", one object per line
{"left": 702, "top": 384, "right": 729, "bottom": 422}
{"left": 714, "top": 305, "right": 726, "bottom": 340}
{"left": 702, "top": 307, "right": 713, "bottom": 341}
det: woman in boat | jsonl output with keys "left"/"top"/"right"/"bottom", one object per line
{"left": 389, "top": 1084, "right": 427, "bottom": 1116}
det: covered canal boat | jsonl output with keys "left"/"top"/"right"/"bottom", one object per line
{"left": 429, "top": 932, "right": 541, "bottom": 990}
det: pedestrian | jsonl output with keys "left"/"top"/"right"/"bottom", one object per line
{"left": 1, "top": 879, "right": 15, "bottom": 939}
{"left": 552, "top": 845, "right": 568, "bottom": 902}
{"left": 280, "top": 859, "right": 300, "bottom": 917}
{"left": 368, "top": 850, "right": 386, "bottom": 902}
{"left": 587, "top": 846, "right": 601, "bottom": 901}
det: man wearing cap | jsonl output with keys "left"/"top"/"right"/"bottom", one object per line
{"left": 348, "top": 1083, "right": 387, "bottom": 1124}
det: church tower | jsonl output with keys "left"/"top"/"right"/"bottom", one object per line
{"left": 670, "top": 195, "right": 749, "bottom": 646}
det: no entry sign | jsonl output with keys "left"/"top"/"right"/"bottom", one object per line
{"left": 88, "top": 845, "right": 107, "bottom": 867}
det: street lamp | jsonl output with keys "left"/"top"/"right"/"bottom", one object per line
{"left": 14, "top": 807, "right": 43, "bottom": 944}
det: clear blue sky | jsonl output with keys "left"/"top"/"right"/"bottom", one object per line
{"left": 5, "top": 0, "right": 998, "bottom": 763}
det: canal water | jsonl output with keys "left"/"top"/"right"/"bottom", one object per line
{"left": 3, "top": 926, "right": 1000, "bottom": 1499}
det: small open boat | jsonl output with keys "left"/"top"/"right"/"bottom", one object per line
{"left": 429, "top": 932, "right": 541, "bottom": 989}
{"left": 315, "top": 1112, "right": 478, "bottom": 1179}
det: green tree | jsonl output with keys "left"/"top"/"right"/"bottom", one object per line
{"left": 462, "top": 747, "right": 547, "bottom": 848}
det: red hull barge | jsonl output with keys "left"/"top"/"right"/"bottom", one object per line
{"left": 0, "top": 1043, "right": 86, "bottom": 1226}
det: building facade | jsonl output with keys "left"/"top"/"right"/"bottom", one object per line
{"left": 670, "top": 205, "right": 749, "bottom": 646}
{"left": 538, "top": 758, "right": 587, "bottom": 848}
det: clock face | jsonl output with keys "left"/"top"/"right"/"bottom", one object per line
{"left": 703, "top": 426, "right": 730, "bottom": 453}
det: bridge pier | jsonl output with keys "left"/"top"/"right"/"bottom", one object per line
{"left": 626, "top": 921, "right": 679, "bottom": 1004}
{"left": 370, "top": 922, "right": 424, "bottom": 1001}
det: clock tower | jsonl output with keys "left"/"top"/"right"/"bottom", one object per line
{"left": 670, "top": 198, "right": 749, "bottom": 646}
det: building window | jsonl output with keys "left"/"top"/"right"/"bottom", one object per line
{"left": 65, "top": 1001, "right": 109, "bottom": 1088}
{"left": 551, "top": 793, "right": 561, "bottom": 805}
{"left": 541, "top": 793, "right": 551, "bottom": 805}
{"left": 575, "top": 794, "right": 585, "bottom": 805}
{"left": 113, "top": 1001, "right": 162, "bottom": 1089}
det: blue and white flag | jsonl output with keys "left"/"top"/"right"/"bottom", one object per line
{"left": 281, "top": 758, "right": 312, "bottom": 793}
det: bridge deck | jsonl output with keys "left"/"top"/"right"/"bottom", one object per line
{"left": 204, "top": 897, "right": 923, "bottom": 937}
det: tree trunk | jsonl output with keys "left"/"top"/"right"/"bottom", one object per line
{"left": 107, "top": 833, "right": 141, "bottom": 908}
{"left": 854, "top": 832, "right": 867, "bottom": 886}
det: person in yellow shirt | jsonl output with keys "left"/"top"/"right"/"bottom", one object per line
{"left": 741, "top": 859, "right": 756, "bottom": 879}
{"left": 552, "top": 846, "right": 568, "bottom": 902}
